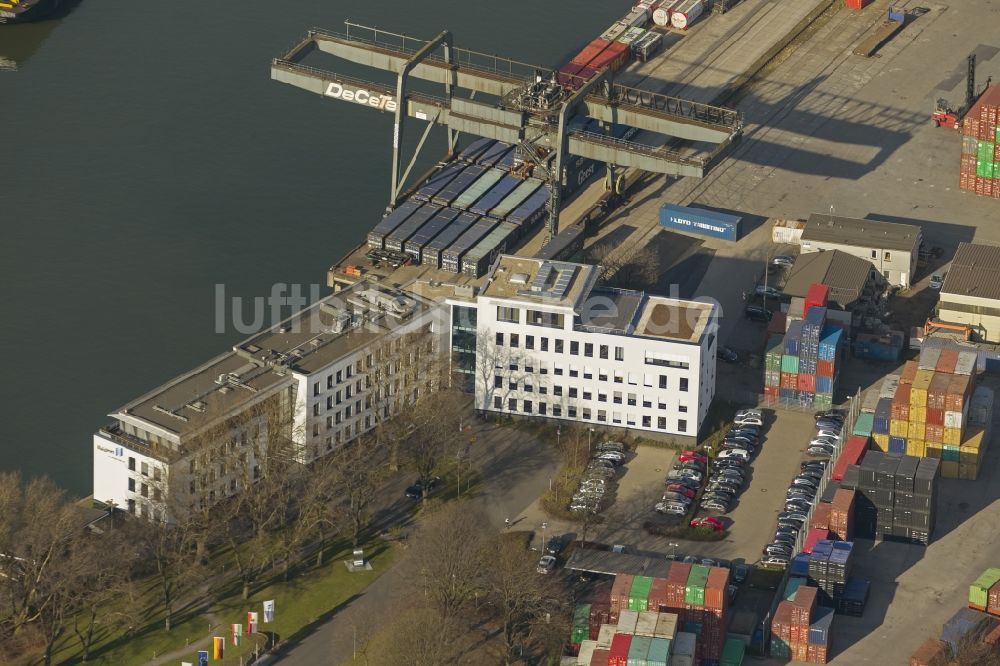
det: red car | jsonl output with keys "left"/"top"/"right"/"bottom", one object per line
{"left": 691, "top": 516, "right": 725, "bottom": 531}
{"left": 666, "top": 484, "right": 696, "bottom": 499}
{"left": 679, "top": 451, "right": 708, "bottom": 464}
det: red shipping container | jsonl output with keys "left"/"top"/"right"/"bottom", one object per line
{"left": 793, "top": 642, "right": 809, "bottom": 662}
{"left": 845, "top": 0, "right": 873, "bottom": 8}
{"left": 588, "top": 42, "right": 630, "bottom": 72}
{"left": 946, "top": 374, "right": 972, "bottom": 412}
{"left": 808, "top": 643, "right": 830, "bottom": 664}
{"left": 704, "top": 567, "right": 730, "bottom": 610}
{"left": 805, "top": 283, "right": 830, "bottom": 315}
{"left": 647, "top": 577, "right": 668, "bottom": 611}
{"left": 591, "top": 648, "right": 611, "bottom": 666}
{"left": 764, "top": 385, "right": 780, "bottom": 400}
{"left": 892, "top": 385, "right": 912, "bottom": 421}
{"left": 989, "top": 581, "right": 1000, "bottom": 615}
{"left": 926, "top": 408, "right": 945, "bottom": 427}
{"left": 610, "top": 574, "right": 634, "bottom": 613}
{"left": 803, "top": 528, "right": 830, "bottom": 555}
{"left": 817, "top": 359, "right": 836, "bottom": 377}
{"left": 928, "top": 373, "right": 951, "bottom": 409}
{"left": 571, "top": 39, "right": 611, "bottom": 67}
{"left": 798, "top": 373, "right": 817, "bottom": 393}
{"left": 910, "top": 638, "right": 948, "bottom": 666}
{"left": 936, "top": 349, "right": 959, "bottom": 374}
{"left": 792, "top": 586, "right": 818, "bottom": 624}
{"left": 556, "top": 62, "right": 584, "bottom": 88}
{"left": 925, "top": 424, "right": 944, "bottom": 444}
{"left": 781, "top": 372, "right": 798, "bottom": 389}
{"left": 665, "top": 563, "right": 690, "bottom": 608}
{"left": 608, "top": 633, "right": 632, "bottom": 666}
{"left": 830, "top": 488, "right": 855, "bottom": 540}
{"left": 900, "top": 360, "right": 918, "bottom": 384}
{"left": 832, "top": 435, "right": 869, "bottom": 480}
{"left": 810, "top": 502, "right": 832, "bottom": 530}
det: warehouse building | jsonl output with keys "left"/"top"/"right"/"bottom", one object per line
{"left": 798, "top": 214, "right": 921, "bottom": 288}
{"left": 466, "top": 255, "right": 718, "bottom": 438}
{"left": 783, "top": 250, "right": 888, "bottom": 328}
{"left": 938, "top": 242, "right": 1000, "bottom": 343}
{"left": 92, "top": 281, "right": 443, "bottom": 521}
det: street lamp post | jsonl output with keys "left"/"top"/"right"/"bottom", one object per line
{"left": 541, "top": 521, "right": 548, "bottom": 552}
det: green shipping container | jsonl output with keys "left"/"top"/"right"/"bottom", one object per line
{"left": 721, "top": 637, "right": 746, "bottom": 666}
{"left": 943, "top": 445, "right": 961, "bottom": 462}
{"left": 770, "top": 636, "right": 790, "bottom": 658}
{"left": 629, "top": 576, "right": 653, "bottom": 611}
{"left": 646, "top": 637, "right": 671, "bottom": 666}
{"left": 571, "top": 604, "right": 591, "bottom": 643}
{"left": 784, "top": 576, "right": 808, "bottom": 601}
{"left": 627, "top": 634, "right": 652, "bottom": 666}
{"left": 978, "top": 160, "right": 996, "bottom": 179}
{"left": 970, "top": 569, "right": 1000, "bottom": 608}
{"left": 996, "top": 126, "right": 1000, "bottom": 142}
{"left": 978, "top": 140, "right": 996, "bottom": 161}
{"left": 853, "top": 412, "right": 875, "bottom": 437}
{"left": 685, "top": 565, "right": 710, "bottom": 606}
{"left": 781, "top": 354, "right": 800, "bottom": 374}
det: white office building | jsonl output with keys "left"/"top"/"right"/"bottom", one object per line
{"left": 92, "top": 281, "right": 442, "bottom": 521}
{"left": 463, "top": 256, "right": 718, "bottom": 437}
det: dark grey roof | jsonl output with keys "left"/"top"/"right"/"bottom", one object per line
{"left": 783, "top": 250, "right": 875, "bottom": 306}
{"left": 803, "top": 214, "right": 921, "bottom": 252}
{"left": 576, "top": 287, "right": 643, "bottom": 333}
{"left": 941, "top": 242, "right": 1000, "bottom": 301}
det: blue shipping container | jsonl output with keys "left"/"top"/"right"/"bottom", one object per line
{"left": 816, "top": 376, "right": 834, "bottom": 394}
{"left": 942, "top": 607, "right": 992, "bottom": 655}
{"left": 889, "top": 436, "right": 907, "bottom": 453}
{"left": 659, "top": 204, "right": 741, "bottom": 241}
{"left": 808, "top": 607, "right": 835, "bottom": 646}
{"left": 791, "top": 554, "right": 810, "bottom": 577}
{"left": 843, "top": 577, "right": 870, "bottom": 602}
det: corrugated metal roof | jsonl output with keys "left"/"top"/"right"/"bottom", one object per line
{"left": 783, "top": 250, "right": 875, "bottom": 306}
{"left": 802, "top": 214, "right": 921, "bottom": 252}
{"left": 941, "top": 242, "right": 1000, "bottom": 301}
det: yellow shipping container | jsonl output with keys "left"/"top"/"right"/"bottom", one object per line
{"left": 910, "top": 405, "right": 928, "bottom": 423}
{"left": 910, "top": 370, "right": 934, "bottom": 406}
{"left": 925, "top": 443, "right": 943, "bottom": 459}
{"left": 941, "top": 460, "right": 960, "bottom": 478}
{"left": 908, "top": 421, "right": 926, "bottom": 440}
{"left": 943, "top": 427, "right": 963, "bottom": 446}
{"left": 872, "top": 433, "right": 890, "bottom": 451}
{"left": 960, "top": 446, "right": 983, "bottom": 465}
{"left": 963, "top": 428, "right": 986, "bottom": 450}
{"left": 906, "top": 440, "right": 926, "bottom": 457}
{"left": 960, "top": 463, "right": 979, "bottom": 481}
{"left": 890, "top": 419, "right": 908, "bottom": 437}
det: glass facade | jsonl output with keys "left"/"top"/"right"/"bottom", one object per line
{"left": 451, "top": 305, "right": 477, "bottom": 392}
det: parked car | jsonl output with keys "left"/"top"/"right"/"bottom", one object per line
{"left": 668, "top": 476, "right": 701, "bottom": 490}
{"left": 404, "top": 476, "right": 441, "bottom": 499}
{"left": 785, "top": 499, "right": 813, "bottom": 513}
{"left": 761, "top": 556, "right": 790, "bottom": 567}
{"left": 791, "top": 477, "right": 819, "bottom": 490}
{"left": 679, "top": 451, "right": 709, "bottom": 464}
{"left": 771, "top": 255, "right": 795, "bottom": 268}
{"left": 732, "top": 563, "right": 750, "bottom": 583}
{"left": 815, "top": 409, "right": 845, "bottom": 420}
{"left": 773, "top": 531, "right": 797, "bottom": 546}
{"left": 734, "top": 414, "right": 764, "bottom": 427}
{"left": 691, "top": 516, "right": 725, "bottom": 531}
{"left": 536, "top": 555, "right": 557, "bottom": 574}
{"left": 701, "top": 499, "right": 730, "bottom": 512}
{"left": 596, "top": 441, "right": 626, "bottom": 453}
{"left": 816, "top": 418, "right": 843, "bottom": 431}
{"left": 545, "top": 536, "right": 565, "bottom": 555}
{"left": 764, "top": 543, "right": 793, "bottom": 558}
{"left": 801, "top": 460, "right": 828, "bottom": 471}
{"left": 736, "top": 408, "right": 763, "bottom": 419}
{"left": 744, "top": 306, "right": 773, "bottom": 323}
{"left": 656, "top": 502, "right": 688, "bottom": 515}
{"left": 594, "top": 451, "right": 626, "bottom": 465}
{"left": 815, "top": 429, "right": 841, "bottom": 440}
{"left": 719, "top": 346, "right": 739, "bottom": 363}
{"left": 807, "top": 446, "right": 835, "bottom": 458}
{"left": 666, "top": 484, "right": 696, "bottom": 499}
{"left": 778, "top": 511, "right": 808, "bottom": 524}
{"left": 717, "top": 449, "right": 750, "bottom": 462}
{"left": 930, "top": 272, "right": 946, "bottom": 290}
{"left": 672, "top": 469, "right": 703, "bottom": 483}
{"left": 663, "top": 492, "right": 693, "bottom": 505}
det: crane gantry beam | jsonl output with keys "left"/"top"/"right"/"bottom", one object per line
{"left": 271, "top": 23, "right": 743, "bottom": 233}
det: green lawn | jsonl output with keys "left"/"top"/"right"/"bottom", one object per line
{"left": 53, "top": 542, "right": 398, "bottom": 665}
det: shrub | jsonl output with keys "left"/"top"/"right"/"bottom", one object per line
{"left": 642, "top": 520, "right": 726, "bottom": 542}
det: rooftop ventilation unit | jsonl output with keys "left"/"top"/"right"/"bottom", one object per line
{"left": 510, "top": 272, "right": 530, "bottom": 285}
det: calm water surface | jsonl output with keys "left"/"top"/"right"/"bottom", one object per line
{"left": 0, "top": 0, "right": 613, "bottom": 494}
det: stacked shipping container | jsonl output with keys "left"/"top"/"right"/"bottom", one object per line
{"left": 959, "top": 85, "right": 1000, "bottom": 198}
{"left": 841, "top": 451, "right": 940, "bottom": 544}
{"left": 771, "top": 585, "right": 832, "bottom": 663}
{"left": 969, "top": 568, "right": 1000, "bottom": 616}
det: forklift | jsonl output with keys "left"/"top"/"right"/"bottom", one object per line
{"left": 933, "top": 53, "right": 992, "bottom": 129}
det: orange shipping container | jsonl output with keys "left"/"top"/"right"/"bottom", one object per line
{"left": 647, "top": 577, "right": 669, "bottom": 611}
{"left": 610, "top": 574, "right": 634, "bottom": 613}
{"left": 900, "top": 360, "right": 918, "bottom": 384}
{"left": 936, "top": 349, "right": 959, "bottom": 374}
{"left": 925, "top": 424, "right": 943, "bottom": 444}
{"left": 810, "top": 502, "right": 832, "bottom": 530}
{"left": 892, "top": 385, "right": 912, "bottom": 420}
{"left": 664, "top": 564, "right": 690, "bottom": 608}
{"left": 926, "top": 408, "right": 945, "bottom": 427}
{"left": 927, "top": 373, "right": 951, "bottom": 410}
{"left": 946, "top": 374, "right": 972, "bottom": 411}
{"left": 704, "top": 567, "right": 730, "bottom": 610}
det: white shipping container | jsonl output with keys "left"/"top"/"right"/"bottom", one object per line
{"left": 945, "top": 410, "right": 964, "bottom": 429}
{"left": 577, "top": 640, "right": 597, "bottom": 665}
{"left": 670, "top": 0, "right": 704, "bottom": 30}
{"left": 879, "top": 374, "right": 900, "bottom": 400}
{"left": 635, "top": 610, "right": 659, "bottom": 636}
{"left": 654, "top": 612, "right": 678, "bottom": 639}
{"left": 601, "top": 22, "right": 627, "bottom": 42}
{"left": 652, "top": 0, "right": 683, "bottom": 26}
{"left": 622, "top": 8, "right": 650, "bottom": 28}
{"left": 597, "top": 624, "right": 617, "bottom": 648}
{"left": 772, "top": 218, "right": 805, "bottom": 244}
{"left": 617, "top": 609, "right": 639, "bottom": 634}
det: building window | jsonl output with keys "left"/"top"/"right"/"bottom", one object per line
{"left": 509, "top": 362, "right": 518, "bottom": 372}
{"left": 128, "top": 457, "right": 136, "bottom": 472}
{"left": 336, "top": 370, "right": 343, "bottom": 383}
{"left": 555, "top": 339, "right": 564, "bottom": 353}
{"left": 527, "top": 310, "right": 564, "bottom": 329}
{"left": 555, "top": 365, "right": 564, "bottom": 376}
{"left": 615, "top": 346, "right": 624, "bottom": 361}
{"left": 884, "top": 251, "right": 891, "bottom": 260}
{"left": 658, "top": 416, "right": 667, "bottom": 429}
{"left": 526, "top": 335, "right": 535, "bottom": 350}
{"left": 141, "top": 461, "right": 149, "bottom": 476}
{"left": 568, "top": 407, "right": 578, "bottom": 418}
{"left": 643, "top": 415, "right": 652, "bottom": 428}
{"left": 140, "top": 483, "right": 149, "bottom": 498}
{"left": 597, "top": 410, "right": 607, "bottom": 422}
{"left": 678, "top": 419, "right": 687, "bottom": 432}
{"left": 510, "top": 334, "right": 520, "bottom": 348}
{"left": 627, "top": 393, "right": 637, "bottom": 406}
{"left": 614, "top": 372, "right": 623, "bottom": 384}
{"left": 523, "top": 401, "right": 532, "bottom": 413}
{"left": 613, "top": 412, "right": 622, "bottom": 424}
{"left": 497, "top": 306, "right": 519, "bottom": 323}
{"left": 584, "top": 367, "right": 593, "bottom": 380}
{"left": 871, "top": 250, "right": 877, "bottom": 259}
{"left": 570, "top": 341, "right": 579, "bottom": 355}
{"left": 128, "top": 478, "right": 135, "bottom": 492}
{"left": 525, "top": 384, "right": 534, "bottom": 393}
{"left": 680, "top": 378, "right": 689, "bottom": 392}
{"left": 553, "top": 405, "right": 562, "bottom": 417}
{"left": 583, "top": 391, "right": 592, "bottom": 400}
{"left": 313, "top": 403, "right": 320, "bottom": 416}
{"left": 613, "top": 392, "right": 622, "bottom": 404}
{"left": 541, "top": 338, "right": 549, "bottom": 352}
{"left": 495, "top": 376, "right": 503, "bottom": 388}
{"left": 495, "top": 332, "right": 504, "bottom": 346}
{"left": 584, "top": 343, "right": 594, "bottom": 357}
{"left": 508, "top": 398, "right": 517, "bottom": 411}
{"left": 313, "top": 382, "right": 320, "bottom": 396}
{"left": 494, "top": 396, "right": 502, "bottom": 409}
{"left": 679, "top": 405, "right": 688, "bottom": 413}
{"left": 583, "top": 408, "right": 592, "bottom": 420}
{"left": 153, "top": 487, "right": 162, "bottom": 501}
{"left": 598, "top": 393, "right": 607, "bottom": 403}
{"left": 643, "top": 398, "right": 652, "bottom": 408}
{"left": 569, "top": 367, "right": 579, "bottom": 378}
{"left": 628, "top": 373, "right": 638, "bottom": 385}
{"left": 539, "top": 386, "right": 548, "bottom": 395}
{"left": 659, "top": 375, "right": 667, "bottom": 389}
{"left": 599, "top": 371, "right": 608, "bottom": 382}
{"left": 554, "top": 386, "right": 563, "bottom": 397}
{"left": 599, "top": 345, "right": 609, "bottom": 359}
{"left": 539, "top": 403, "right": 547, "bottom": 415}
{"left": 569, "top": 388, "right": 578, "bottom": 398}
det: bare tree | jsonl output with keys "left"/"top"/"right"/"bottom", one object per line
{"left": 363, "top": 607, "right": 475, "bottom": 666}
{"left": 329, "top": 435, "right": 389, "bottom": 546}
{"left": 587, "top": 241, "right": 660, "bottom": 290}
{"left": 134, "top": 510, "right": 198, "bottom": 631}
{"left": 70, "top": 528, "right": 137, "bottom": 662}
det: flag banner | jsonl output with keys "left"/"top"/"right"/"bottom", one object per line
{"left": 263, "top": 599, "right": 275, "bottom": 623}
{"left": 232, "top": 623, "right": 242, "bottom": 646}
{"left": 181, "top": 662, "right": 193, "bottom": 666}
{"left": 213, "top": 637, "right": 224, "bottom": 661}
{"left": 247, "top": 611, "right": 258, "bottom": 635}
{"left": 197, "top": 651, "right": 208, "bottom": 666}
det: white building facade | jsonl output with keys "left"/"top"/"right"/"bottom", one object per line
{"left": 798, "top": 214, "right": 921, "bottom": 288}
{"left": 468, "top": 256, "right": 717, "bottom": 438}
{"left": 93, "top": 281, "right": 444, "bottom": 521}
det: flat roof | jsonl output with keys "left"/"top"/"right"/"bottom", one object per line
{"left": 480, "top": 255, "right": 598, "bottom": 308}
{"left": 577, "top": 287, "right": 644, "bottom": 333}
{"left": 941, "top": 242, "right": 1000, "bottom": 301}
{"left": 803, "top": 214, "right": 921, "bottom": 252}
{"left": 783, "top": 250, "right": 874, "bottom": 304}
{"left": 115, "top": 280, "right": 432, "bottom": 439}
{"left": 633, "top": 296, "right": 714, "bottom": 344}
